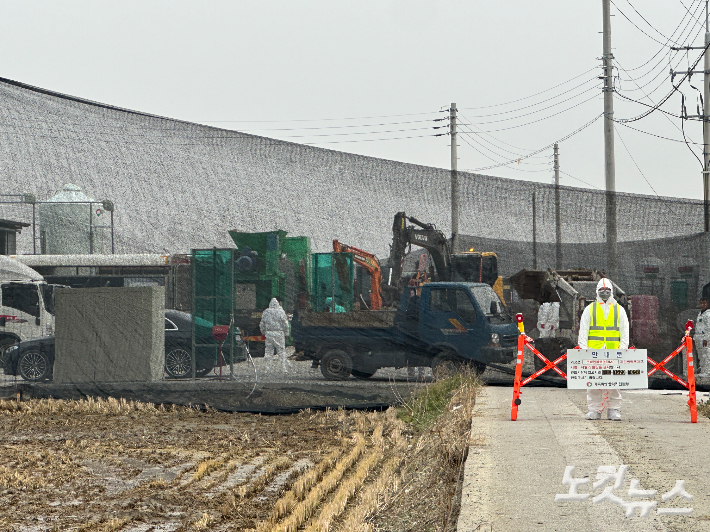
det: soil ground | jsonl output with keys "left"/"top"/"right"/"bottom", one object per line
{"left": 0, "top": 377, "right": 476, "bottom": 532}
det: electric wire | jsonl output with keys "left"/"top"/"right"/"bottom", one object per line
{"left": 611, "top": 0, "right": 680, "bottom": 47}
{"left": 614, "top": 39, "right": 710, "bottom": 123}
{"left": 465, "top": 93, "right": 601, "bottom": 134}
{"left": 615, "top": 16, "right": 703, "bottom": 92}
{"left": 613, "top": 0, "right": 702, "bottom": 77}
{"left": 560, "top": 170, "right": 602, "bottom": 190}
{"left": 230, "top": 118, "right": 441, "bottom": 132}
{"left": 196, "top": 110, "right": 444, "bottom": 123}
{"left": 465, "top": 114, "right": 603, "bottom": 172}
{"left": 614, "top": 56, "right": 703, "bottom": 156}
{"left": 458, "top": 68, "right": 598, "bottom": 110}
{"left": 622, "top": 0, "right": 682, "bottom": 44}
{"left": 614, "top": 124, "right": 682, "bottom": 219}
{"left": 457, "top": 134, "right": 552, "bottom": 173}
{"left": 458, "top": 77, "right": 600, "bottom": 118}
{"left": 457, "top": 128, "right": 552, "bottom": 168}
{"left": 458, "top": 114, "right": 549, "bottom": 159}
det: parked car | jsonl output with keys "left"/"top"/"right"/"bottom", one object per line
{"left": 2, "top": 310, "right": 238, "bottom": 381}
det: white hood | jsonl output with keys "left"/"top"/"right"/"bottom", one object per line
{"left": 0, "top": 255, "right": 44, "bottom": 282}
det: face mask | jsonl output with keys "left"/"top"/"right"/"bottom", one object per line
{"left": 598, "top": 289, "right": 611, "bottom": 302}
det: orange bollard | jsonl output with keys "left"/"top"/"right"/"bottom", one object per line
{"left": 511, "top": 314, "right": 525, "bottom": 421}
{"left": 685, "top": 327, "right": 697, "bottom": 423}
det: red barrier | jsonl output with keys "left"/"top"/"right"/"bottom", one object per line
{"left": 511, "top": 316, "right": 698, "bottom": 423}
{"left": 646, "top": 320, "right": 697, "bottom": 423}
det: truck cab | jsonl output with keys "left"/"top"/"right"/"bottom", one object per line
{"left": 395, "top": 282, "right": 518, "bottom": 373}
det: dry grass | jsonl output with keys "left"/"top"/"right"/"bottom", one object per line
{"left": 0, "top": 374, "right": 481, "bottom": 532}
{"left": 699, "top": 398, "right": 710, "bottom": 419}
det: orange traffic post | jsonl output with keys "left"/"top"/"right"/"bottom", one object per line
{"left": 510, "top": 313, "right": 569, "bottom": 420}
{"left": 686, "top": 328, "right": 697, "bottom": 423}
{"left": 646, "top": 320, "right": 697, "bottom": 423}
{"left": 511, "top": 329, "right": 525, "bottom": 421}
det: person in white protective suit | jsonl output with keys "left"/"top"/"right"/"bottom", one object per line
{"left": 537, "top": 301, "right": 560, "bottom": 339}
{"left": 259, "top": 298, "right": 290, "bottom": 373}
{"left": 694, "top": 294, "right": 710, "bottom": 377}
{"left": 578, "top": 278, "right": 629, "bottom": 421}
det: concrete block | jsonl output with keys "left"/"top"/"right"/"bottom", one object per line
{"left": 53, "top": 286, "right": 164, "bottom": 383}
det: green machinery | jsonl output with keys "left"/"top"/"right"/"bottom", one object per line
{"left": 192, "top": 230, "right": 356, "bottom": 358}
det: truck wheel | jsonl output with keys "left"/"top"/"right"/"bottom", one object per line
{"left": 431, "top": 351, "right": 462, "bottom": 380}
{"left": 18, "top": 350, "right": 52, "bottom": 382}
{"left": 352, "top": 369, "right": 376, "bottom": 379}
{"left": 320, "top": 349, "right": 352, "bottom": 380}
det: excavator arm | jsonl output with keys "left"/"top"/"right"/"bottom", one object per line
{"left": 333, "top": 240, "right": 383, "bottom": 310}
{"left": 390, "top": 212, "right": 451, "bottom": 291}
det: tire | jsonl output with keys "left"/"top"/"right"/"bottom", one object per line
{"left": 165, "top": 348, "right": 192, "bottom": 378}
{"left": 471, "top": 360, "right": 487, "bottom": 376}
{"left": 195, "top": 366, "right": 213, "bottom": 378}
{"left": 431, "top": 351, "right": 463, "bottom": 380}
{"left": 18, "top": 350, "right": 52, "bottom": 382}
{"left": 351, "top": 369, "right": 376, "bottom": 379}
{"left": 320, "top": 349, "right": 352, "bottom": 380}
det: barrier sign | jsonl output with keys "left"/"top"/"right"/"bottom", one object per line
{"left": 567, "top": 349, "right": 648, "bottom": 390}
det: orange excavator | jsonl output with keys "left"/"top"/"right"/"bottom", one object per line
{"left": 333, "top": 239, "right": 384, "bottom": 310}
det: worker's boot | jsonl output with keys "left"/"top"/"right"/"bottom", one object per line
{"left": 585, "top": 410, "right": 601, "bottom": 420}
{"left": 607, "top": 409, "right": 621, "bottom": 421}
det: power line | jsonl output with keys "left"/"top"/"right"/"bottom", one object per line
{"left": 614, "top": 40, "right": 710, "bottom": 123}
{"left": 233, "top": 118, "right": 440, "bottom": 132}
{"left": 195, "top": 110, "right": 444, "bottom": 123}
{"left": 304, "top": 132, "right": 446, "bottom": 145}
{"left": 613, "top": 0, "right": 703, "bottom": 73}
{"left": 457, "top": 83, "right": 601, "bottom": 124}
{"left": 458, "top": 68, "right": 599, "bottom": 110}
{"left": 458, "top": 77, "right": 599, "bottom": 118}
{"left": 466, "top": 94, "right": 600, "bottom": 134}
{"left": 465, "top": 114, "right": 603, "bottom": 172}
{"left": 616, "top": 119, "right": 701, "bottom": 144}
{"left": 611, "top": 0, "right": 679, "bottom": 47}
{"left": 560, "top": 170, "right": 602, "bottom": 190}
{"left": 614, "top": 124, "right": 682, "bottom": 219}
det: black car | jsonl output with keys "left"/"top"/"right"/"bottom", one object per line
{"left": 2, "top": 310, "right": 239, "bottom": 382}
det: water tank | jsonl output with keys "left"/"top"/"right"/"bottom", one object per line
{"left": 39, "top": 184, "right": 108, "bottom": 255}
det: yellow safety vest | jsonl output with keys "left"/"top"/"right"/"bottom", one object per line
{"left": 587, "top": 302, "right": 620, "bottom": 349}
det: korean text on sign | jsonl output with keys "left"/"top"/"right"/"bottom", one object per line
{"left": 566, "top": 349, "right": 648, "bottom": 390}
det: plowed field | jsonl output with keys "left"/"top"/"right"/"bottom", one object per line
{"left": 0, "top": 379, "right": 476, "bottom": 532}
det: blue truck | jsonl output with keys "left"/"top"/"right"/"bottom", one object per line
{"left": 292, "top": 281, "right": 519, "bottom": 380}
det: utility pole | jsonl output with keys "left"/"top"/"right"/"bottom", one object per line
{"left": 603, "top": 0, "right": 618, "bottom": 278}
{"left": 554, "top": 143, "right": 562, "bottom": 269}
{"left": 704, "top": 2, "right": 710, "bottom": 231}
{"left": 450, "top": 102, "right": 459, "bottom": 253}
{"left": 671, "top": 1, "right": 710, "bottom": 230}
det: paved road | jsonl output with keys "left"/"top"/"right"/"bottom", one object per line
{"left": 457, "top": 386, "right": 710, "bottom": 532}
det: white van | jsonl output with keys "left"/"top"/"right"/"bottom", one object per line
{"left": 0, "top": 256, "right": 55, "bottom": 354}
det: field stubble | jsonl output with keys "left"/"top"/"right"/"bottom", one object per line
{"left": 0, "top": 375, "right": 480, "bottom": 532}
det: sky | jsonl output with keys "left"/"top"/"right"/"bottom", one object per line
{"left": 1, "top": 0, "right": 709, "bottom": 200}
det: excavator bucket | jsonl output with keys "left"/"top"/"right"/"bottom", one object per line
{"left": 509, "top": 269, "right": 561, "bottom": 303}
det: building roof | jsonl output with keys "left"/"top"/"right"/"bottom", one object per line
{"left": 0, "top": 218, "right": 30, "bottom": 232}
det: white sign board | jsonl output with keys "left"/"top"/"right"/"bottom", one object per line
{"left": 566, "top": 349, "right": 648, "bottom": 390}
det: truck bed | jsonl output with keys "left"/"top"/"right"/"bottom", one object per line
{"left": 297, "top": 310, "right": 397, "bottom": 328}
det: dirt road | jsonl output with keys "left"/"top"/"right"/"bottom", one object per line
{"left": 457, "top": 386, "right": 710, "bottom": 532}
